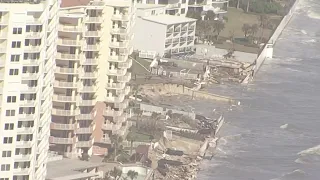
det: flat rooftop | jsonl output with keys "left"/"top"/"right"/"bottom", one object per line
{"left": 136, "top": 3, "right": 166, "bottom": 9}
{"left": 46, "top": 158, "right": 104, "bottom": 180}
{"left": 142, "top": 14, "right": 197, "bottom": 25}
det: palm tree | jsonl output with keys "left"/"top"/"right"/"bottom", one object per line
{"left": 250, "top": 24, "right": 259, "bottom": 40}
{"left": 212, "top": 20, "right": 225, "bottom": 40}
{"left": 126, "top": 133, "right": 137, "bottom": 156}
{"left": 110, "top": 134, "right": 123, "bottom": 161}
{"left": 259, "top": 15, "right": 270, "bottom": 43}
{"left": 242, "top": 23, "right": 251, "bottom": 38}
{"left": 127, "top": 170, "right": 139, "bottom": 180}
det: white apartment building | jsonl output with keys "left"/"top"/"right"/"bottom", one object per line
{"left": 188, "top": 0, "right": 229, "bottom": 20}
{"left": 133, "top": 4, "right": 196, "bottom": 57}
{"left": 0, "top": 0, "right": 59, "bottom": 180}
{"left": 50, "top": 0, "right": 134, "bottom": 158}
{"left": 138, "top": 0, "right": 189, "bottom": 16}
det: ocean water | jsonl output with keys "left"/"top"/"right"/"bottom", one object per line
{"left": 195, "top": 0, "right": 320, "bottom": 179}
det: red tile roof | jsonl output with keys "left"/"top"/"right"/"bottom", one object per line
{"left": 60, "top": 0, "right": 92, "bottom": 8}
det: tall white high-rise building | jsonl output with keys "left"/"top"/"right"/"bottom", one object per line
{"left": 49, "top": 0, "right": 134, "bottom": 158}
{"left": 0, "top": 0, "right": 59, "bottom": 180}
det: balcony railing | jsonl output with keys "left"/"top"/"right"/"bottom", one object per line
{"left": 116, "top": 86, "right": 130, "bottom": 96}
{"left": 49, "top": 136, "right": 75, "bottom": 144}
{"left": 109, "top": 41, "right": 128, "bottom": 48}
{"left": 78, "top": 85, "right": 96, "bottom": 92}
{"left": 16, "top": 141, "right": 33, "bottom": 148}
{"left": 18, "top": 114, "right": 36, "bottom": 121}
{"left": 50, "top": 122, "right": 77, "bottom": 130}
{"left": 81, "top": 58, "right": 98, "bottom": 65}
{"left": 58, "top": 39, "right": 81, "bottom": 46}
{"left": 24, "top": 46, "right": 41, "bottom": 52}
{"left": 102, "top": 123, "right": 121, "bottom": 131}
{"left": 19, "top": 99, "right": 36, "bottom": 107}
{"left": 56, "top": 53, "right": 81, "bottom": 60}
{"left": 54, "top": 81, "right": 77, "bottom": 88}
{"left": 107, "top": 68, "right": 126, "bottom": 76}
{"left": 118, "top": 58, "right": 132, "bottom": 69}
{"left": 106, "top": 82, "right": 125, "bottom": 90}
{"left": 53, "top": 94, "right": 76, "bottom": 102}
{"left": 25, "top": 31, "right": 42, "bottom": 39}
{"left": 111, "top": 27, "right": 129, "bottom": 34}
{"left": 167, "top": 3, "right": 181, "bottom": 9}
{"left": 85, "top": 17, "right": 103, "bottom": 23}
{"left": 84, "top": 31, "right": 101, "bottom": 37}
{"left": 55, "top": 67, "right": 78, "bottom": 74}
{"left": 114, "top": 99, "right": 129, "bottom": 109}
{"left": 82, "top": 44, "right": 100, "bottom": 51}
{"left": 109, "top": 54, "right": 127, "bottom": 62}
{"left": 76, "top": 114, "right": 92, "bottom": 120}
{"left": 22, "top": 59, "right": 40, "bottom": 66}
{"left": 105, "top": 94, "right": 125, "bottom": 103}
{"left": 59, "top": 25, "right": 82, "bottom": 32}
{"left": 52, "top": 108, "right": 80, "bottom": 116}
{"left": 76, "top": 141, "right": 93, "bottom": 147}
{"left": 77, "top": 99, "right": 96, "bottom": 106}
{"left": 76, "top": 127, "right": 93, "bottom": 134}
{"left": 78, "top": 71, "right": 97, "bottom": 79}
{"left": 21, "top": 72, "right": 39, "bottom": 80}
{"left": 112, "top": 14, "right": 130, "bottom": 21}
{"left": 26, "top": 18, "right": 42, "bottom": 25}
{"left": 117, "top": 72, "right": 131, "bottom": 82}
{"left": 16, "top": 127, "right": 34, "bottom": 134}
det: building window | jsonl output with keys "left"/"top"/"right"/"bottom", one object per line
{"left": 13, "top": 28, "right": 22, "bottom": 34}
{"left": 181, "top": 8, "right": 186, "bottom": 14}
{"left": 9, "top": 69, "right": 19, "bottom": 75}
{"left": 0, "top": 178, "right": 9, "bottom": 180}
{"left": 4, "top": 123, "right": 14, "bottom": 130}
{"left": 2, "top": 151, "right": 11, "bottom": 158}
{"left": 11, "top": 41, "right": 21, "bottom": 48}
{"left": 182, "top": 0, "right": 186, "bottom": 3}
{"left": 151, "top": 10, "right": 155, "bottom": 15}
{"left": 5, "top": 110, "right": 15, "bottom": 116}
{"left": 3, "top": 137, "right": 13, "bottom": 144}
{"left": 0, "top": 164, "right": 10, "bottom": 171}
{"left": 10, "top": 55, "right": 20, "bottom": 62}
{"left": 7, "top": 96, "right": 17, "bottom": 103}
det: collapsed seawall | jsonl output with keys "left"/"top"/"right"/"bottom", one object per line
{"left": 253, "top": 0, "right": 300, "bottom": 76}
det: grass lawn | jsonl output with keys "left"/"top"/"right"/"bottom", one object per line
{"left": 126, "top": 126, "right": 154, "bottom": 142}
{"left": 221, "top": 7, "right": 282, "bottom": 39}
{"left": 131, "top": 57, "right": 151, "bottom": 76}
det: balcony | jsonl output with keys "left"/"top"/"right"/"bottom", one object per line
{"left": 78, "top": 85, "right": 96, "bottom": 92}
{"left": 14, "top": 154, "right": 32, "bottom": 162}
{"left": 76, "top": 114, "right": 92, "bottom": 120}
{"left": 17, "top": 127, "right": 34, "bottom": 134}
{"left": 24, "top": 45, "right": 41, "bottom": 53}
{"left": 22, "top": 59, "right": 40, "bottom": 66}
{"left": 19, "top": 99, "right": 36, "bottom": 107}
{"left": 103, "top": 108, "right": 123, "bottom": 117}
{"left": 76, "top": 127, "right": 93, "bottom": 134}
{"left": 80, "top": 58, "right": 98, "bottom": 65}
{"left": 77, "top": 99, "right": 96, "bottom": 106}
{"left": 13, "top": 167, "right": 31, "bottom": 175}
{"left": 0, "top": 72, "right": 5, "bottom": 80}
{"left": 76, "top": 141, "right": 93, "bottom": 147}
{"left": 117, "top": 72, "right": 131, "bottom": 82}
{"left": 109, "top": 41, "right": 128, "bottom": 49}
{"left": 165, "top": 40, "right": 172, "bottom": 46}
{"left": 56, "top": 52, "right": 81, "bottom": 61}
{"left": 16, "top": 141, "right": 34, "bottom": 148}
{"left": 53, "top": 94, "right": 76, "bottom": 102}
{"left": 112, "top": 14, "right": 130, "bottom": 21}
{"left": 78, "top": 71, "right": 97, "bottom": 79}
{"left": 49, "top": 136, "right": 75, "bottom": 144}
{"left": 21, "top": 72, "right": 39, "bottom": 80}
{"left": 54, "top": 80, "right": 77, "bottom": 88}
{"left": 107, "top": 68, "right": 126, "bottom": 76}
{"left": 106, "top": 82, "right": 125, "bottom": 90}
{"left": 58, "top": 39, "right": 81, "bottom": 46}
{"left": 105, "top": 94, "right": 125, "bottom": 103}
{"left": 85, "top": 17, "right": 103, "bottom": 23}
{"left": 25, "top": 31, "right": 42, "bottom": 39}
{"left": 116, "top": 86, "right": 130, "bottom": 96}
{"left": 55, "top": 67, "right": 78, "bottom": 74}
{"left": 188, "top": 26, "right": 195, "bottom": 33}
{"left": 18, "top": 114, "right": 36, "bottom": 121}
{"left": 20, "top": 86, "right": 38, "bottom": 93}
{"left": 118, "top": 58, "right": 132, "bottom": 69}
{"left": 26, "top": 18, "right": 42, "bottom": 25}
{"left": 100, "top": 137, "right": 111, "bottom": 144}
{"left": 84, "top": 31, "right": 101, "bottom": 37}
{"left": 111, "top": 27, "right": 130, "bottom": 35}
{"left": 50, "top": 122, "right": 77, "bottom": 130}
{"left": 0, "top": 17, "right": 8, "bottom": 25}
{"left": 114, "top": 114, "right": 127, "bottom": 122}
{"left": 82, "top": 43, "right": 100, "bottom": 51}
{"left": 0, "top": 46, "right": 6, "bottom": 53}
{"left": 52, "top": 108, "right": 80, "bottom": 116}
{"left": 59, "top": 25, "right": 82, "bottom": 32}
{"left": 102, "top": 123, "right": 121, "bottom": 131}
{"left": 166, "top": 3, "right": 181, "bottom": 9}
{"left": 109, "top": 54, "right": 127, "bottom": 62}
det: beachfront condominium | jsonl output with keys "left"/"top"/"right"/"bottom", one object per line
{"left": 138, "top": 0, "right": 189, "bottom": 16}
{"left": 133, "top": 3, "right": 196, "bottom": 57}
{"left": 0, "top": 0, "right": 59, "bottom": 179}
{"left": 50, "top": 0, "right": 134, "bottom": 158}
{"left": 188, "top": 0, "right": 229, "bottom": 20}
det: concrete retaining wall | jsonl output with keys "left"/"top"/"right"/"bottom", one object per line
{"left": 254, "top": 0, "right": 300, "bottom": 76}
{"left": 140, "top": 103, "right": 196, "bottom": 119}
{"left": 159, "top": 83, "right": 235, "bottom": 103}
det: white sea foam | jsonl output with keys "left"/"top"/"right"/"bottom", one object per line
{"left": 280, "top": 124, "right": 289, "bottom": 129}
{"left": 301, "top": 39, "right": 317, "bottom": 44}
{"left": 307, "top": 9, "right": 320, "bottom": 19}
{"left": 298, "top": 144, "right": 320, "bottom": 156}
{"left": 271, "top": 169, "right": 306, "bottom": 180}
{"left": 301, "top": 30, "right": 308, "bottom": 34}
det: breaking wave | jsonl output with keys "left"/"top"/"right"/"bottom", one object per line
{"left": 271, "top": 169, "right": 306, "bottom": 180}
{"left": 298, "top": 144, "right": 320, "bottom": 156}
